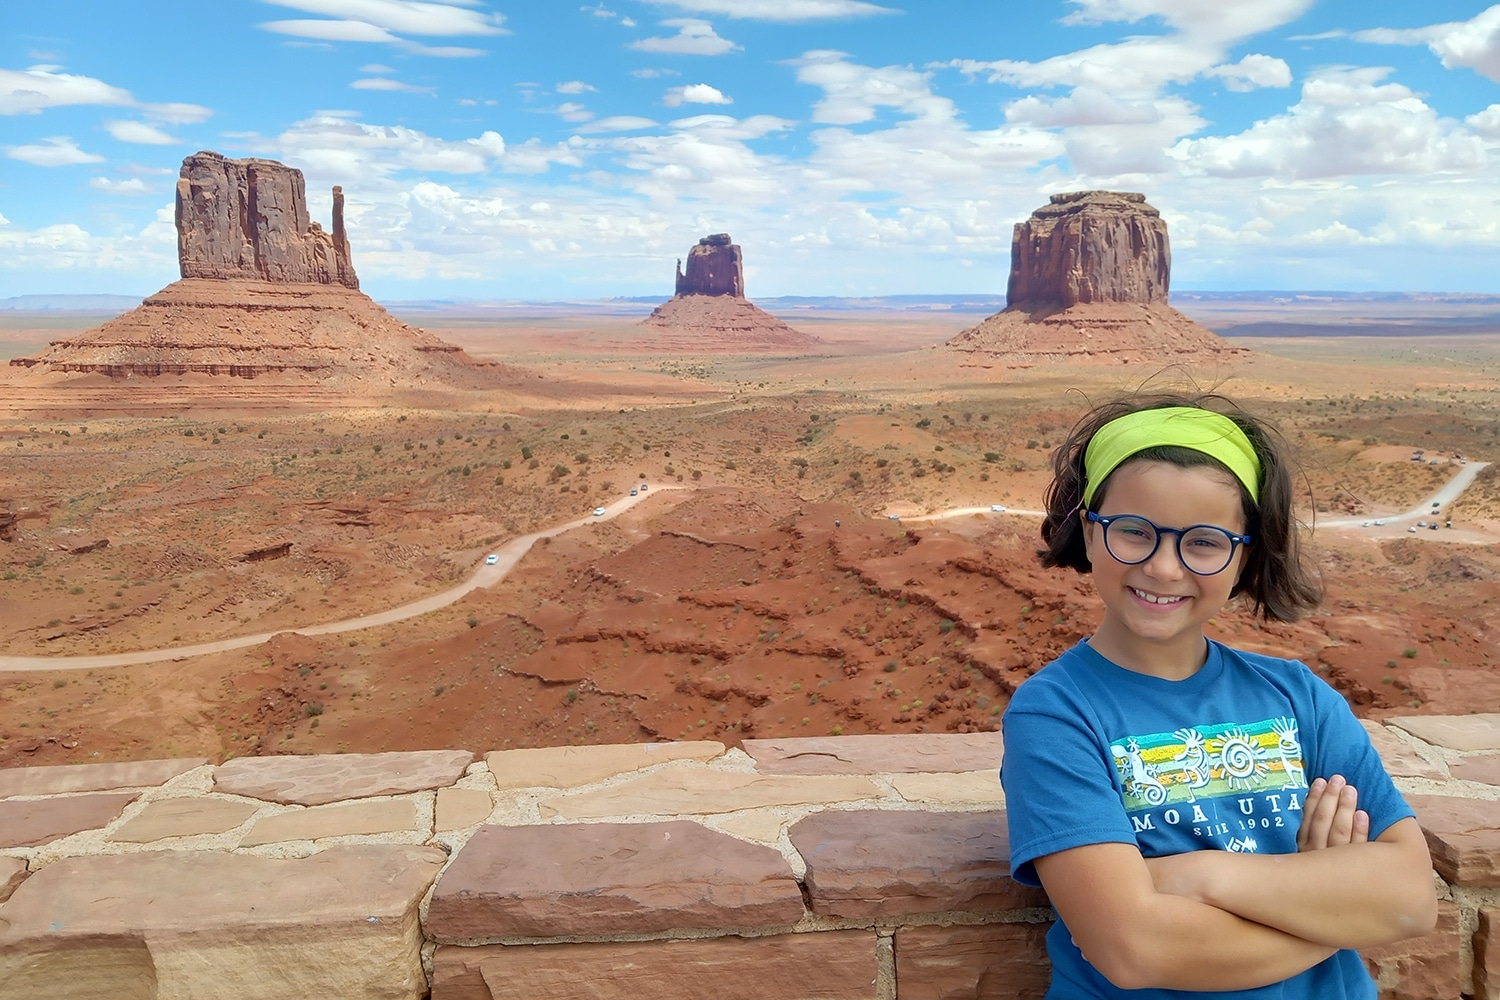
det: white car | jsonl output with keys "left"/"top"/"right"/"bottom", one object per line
{"left": 990, "top": 504, "right": 1007, "bottom": 512}
{"left": 1373, "top": 519, "right": 1386, "bottom": 526}
{"left": 630, "top": 488, "right": 638, "bottom": 496}
{"left": 1408, "top": 526, "right": 1418, "bottom": 533}
{"left": 1418, "top": 521, "right": 1427, "bottom": 527}
{"left": 1361, "top": 521, "right": 1371, "bottom": 527}
{"left": 593, "top": 507, "right": 606, "bottom": 516}
{"left": 888, "top": 514, "right": 901, "bottom": 521}
{"left": 640, "top": 483, "right": 648, "bottom": 490}
{"left": 485, "top": 554, "right": 499, "bottom": 565}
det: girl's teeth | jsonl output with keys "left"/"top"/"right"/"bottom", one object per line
{"left": 1132, "top": 588, "right": 1183, "bottom": 605}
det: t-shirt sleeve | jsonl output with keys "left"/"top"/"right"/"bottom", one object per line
{"left": 1306, "top": 670, "right": 1416, "bottom": 839}
{"left": 1002, "top": 694, "right": 1140, "bottom": 887}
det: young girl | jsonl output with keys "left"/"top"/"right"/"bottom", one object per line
{"left": 1002, "top": 393, "right": 1437, "bottom": 998}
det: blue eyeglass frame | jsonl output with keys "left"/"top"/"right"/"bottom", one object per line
{"left": 1084, "top": 511, "right": 1252, "bottom": 576}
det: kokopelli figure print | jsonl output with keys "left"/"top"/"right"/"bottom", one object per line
{"left": 1271, "top": 717, "right": 1307, "bottom": 789}
{"left": 1113, "top": 738, "right": 1168, "bottom": 806}
{"left": 1172, "top": 727, "right": 1213, "bottom": 801}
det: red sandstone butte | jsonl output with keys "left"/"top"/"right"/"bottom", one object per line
{"left": 641, "top": 233, "right": 817, "bottom": 352}
{"left": 948, "top": 191, "right": 1245, "bottom": 364}
{"left": 9, "top": 150, "right": 513, "bottom": 389}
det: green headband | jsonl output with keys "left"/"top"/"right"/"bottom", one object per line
{"left": 1083, "top": 406, "right": 1262, "bottom": 508}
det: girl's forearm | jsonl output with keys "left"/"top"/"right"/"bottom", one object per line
{"left": 1149, "top": 842, "right": 1438, "bottom": 948}
{"left": 1108, "top": 890, "right": 1336, "bottom": 991}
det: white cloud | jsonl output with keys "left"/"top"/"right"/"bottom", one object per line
{"left": 8, "top": 136, "right": 105, "bottom": 166}
{"left": 557, "top": 80, "right": 598, "bottom": 94}
{"left": 361, "top": 62, "right": 396, "bottom": 73}
{"left": 105, "top": 120, "right": 182, "bottom": 144}
{"left": 575, "top": 115, "right": 660, "bottom": 132}
{"left": 351, "top": 77, "right": 436, "bottom": 93}
{"left": 141, "top": 101, "right": 213, "bottom": 124}
{"left": 642, "top": 0, "right": 897, "bottom": 20}
{"left": 1467, "top": 103, "right": 1500, "bottom": 137}
{"left": 89, "top": 176, "right": 150, "bottom": 194}
{"left": 271, "top": 115, "right": 507, "bottom": 176}
{"left": 663, "top": 83, "right": 731, "bottom": 106}
{"left": 1171, "top": 68, "right": 1485, "bottom": 180}
{"left": 630, "top": 20, "right": 739, "bottom": 55}
{"left": 1059, "top": 0, "right": 1315, "bottom": 45}
{"left": 1004, "top": 87, "right": 1161, "bottom": 127}
{"left": 796, "top": 50, "right": 945, "bottom": 125}
{"left": 1204, "top": 53, "right": 1292, "bottom": 92}
{"left": 261, "top": 19, "right": 402, "bottom": 42}
{"left": 0, "top": 65, "right": 133, "bottom": 115}
{"left": 259, "top": 0, "right": 508, "bottom": 36}
{"left": 555, "top": 102, "right": 595, "bottom": 122}
{"left": 1355, "top": 6, "right": 1500, "bottom": 82}
{"left": 631, "top": 68, "right": 680, "bottom": 78}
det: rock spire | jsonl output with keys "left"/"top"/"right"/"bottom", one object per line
{"left": 176, "top": 151, "right": 359, "bottom": 288}
{"left": 674, "top": 234, "right": 744, "bottom": 298}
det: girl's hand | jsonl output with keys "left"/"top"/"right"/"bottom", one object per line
{"left": 1296, "top": 775, "right": 1369, "bottom": 851}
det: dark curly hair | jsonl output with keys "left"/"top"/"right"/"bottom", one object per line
{"left": 1040, "top": 391, "right": 1321, "bottom": 622}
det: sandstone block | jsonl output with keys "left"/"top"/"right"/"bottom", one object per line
{"left": 1390, "top": 713, "right": 1500, "bottom": 752}
{"left": 1408, "top": 794, "right": 1500, "bottom": 885}
{"left": 743, "top": 732, "right": 1001, "bottom": 775}
{"left": 895, "top": 921, "right": 1051, "bottom": 1000}
{"left": 0, "top": 792, "right": 139, "bottom": 848}
{"left": 1360, "top": 720, "right": 1446, "bottom": 780}
{"left": 1476, "top": 907, "right": 1500, "bottom": 1000}
{"left": 889, "top": 772, "right": 1004, "bottom": 807}
{"left": 238, "top": 798, "right": 423, "bottom": 847}
{"left": 437, "top": 787, "right": 494, "bottom": 831}
{"left": 214, "top": 749, "right": 473, "bottom": 805}
{"left": 1361, "top": 899, "right": 1460, "bottom": 1000}
{"left": 0, "top": 757, "right": 206, "bottom": 797}
{"left": 0, "top": 856, "right": 28, "bottom": 903}
{"left": 485, "top": 741, "right": 724, "bottom": 790}
{"left": 427, "top": 820, "right": 804, "bottom": 940}
{"left": 1449, "top": 754, "right": 1500, "bottom": 785}
{"left": 788, "top": 810, "right": 1046, "bottom": 919}
{"left": 0, "top": 845, "right": 444, "bottom": 1000}
{"left": 716, "top": 810, "right": 787, "bottom": 843}
{"left": 537, "top": 768, "right": 881, "bottom": 820}
{"left": 432, "top": 931, "right": 880, "bottom": 1000}
{"left": 110, "top": 797, "right": 260, "bottom": 843}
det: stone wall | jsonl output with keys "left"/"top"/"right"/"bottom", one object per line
{"left": 1, "top": 718, "right": 1497, "bottom": 999}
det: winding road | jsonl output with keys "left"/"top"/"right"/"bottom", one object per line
{"left": 0, "top": 460, "right": 1488, "bottom": 673}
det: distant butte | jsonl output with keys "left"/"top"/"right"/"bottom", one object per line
{"left": 10, "top": 151, "right": 515, "bottom": 390}
{"left": 640, "top": 234, "right": 819, "bottom": 352}
{"left": 947, "top": 191, "right": 1246, "bottom": 364}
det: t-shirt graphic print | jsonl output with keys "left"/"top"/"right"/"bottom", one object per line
{"left": 1111, "top": 717, "right": 1308, "bottom": 854}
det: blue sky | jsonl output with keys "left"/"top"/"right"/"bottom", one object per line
{"left": 4, "top": 0, "right": 1500, "bottom": 300}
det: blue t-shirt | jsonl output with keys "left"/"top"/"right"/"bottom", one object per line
{"left": 1002, "top": 638, "right": 1414, "bottom": 1000}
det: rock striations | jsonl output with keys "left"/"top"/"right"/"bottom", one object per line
{"left": 10, "top": 151, "right": 509, "bottom": 390}
{"left": 948, "top": 192, "right": 1245, "bottom": 365}
{"left": 641, "top": 234, "right": 818, "bottom": 352}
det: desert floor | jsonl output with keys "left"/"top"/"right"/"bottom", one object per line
{"left": 1, "top": 306, "right": 1498, "bottom": 767}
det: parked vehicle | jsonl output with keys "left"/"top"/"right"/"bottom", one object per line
{"left": 990, "top": 504, "right": 1007, "bottom": 512}
{"left": 485, "top": 554, "right": 499, "bottom": 565}
{"left": 593, "top": 507, "right": 606, "bottom": 516}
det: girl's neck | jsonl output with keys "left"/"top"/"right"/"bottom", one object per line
{"left": 1087, "top": 620, "right": 1210, "bottom": 681}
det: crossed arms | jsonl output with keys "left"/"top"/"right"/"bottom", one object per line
{"left": 1033, "top": 775, "right": 1439, "bottom": 992}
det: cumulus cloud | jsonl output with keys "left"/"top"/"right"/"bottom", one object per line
{"left": 556, "top": 80, "right": 598, "bottom": 94}
{"left": 1204, "top": 53, "right": 1292, "bottom": 92}
{"left": 643, "top": 0, "right": 896, "bottom": 20}
{"left": 89, "top": 176, "right": 150, "bottom": 194}
{"left": 663, "top": 83, "right": 731, "bottom": 106}
{"left": 1171, "top": 68, "right": 1485, "bottom": 179}
{"left": 1004, "top": 87, "right": 1161, "bottom": 127}
{"left": 1355, "top": 6, "right": 1500, "bottom": 82}
{"left": 582, "top": 3, "right": 636, "bottom": 24}
{"left": 1059, "top": 0, "right": 1315, "bottom": 45}
{"left": 0, "top": 66, "right": 211, "bottom": 124}
{"left": 351, "top": 77, "right": 436, "bottom": 93}
{"left": 554, "top": 102, "right": 595, "bottom": 122}
{"left": 271, "top": 115, "right": 507, "bottom": 176}
{"left": 630, "top": 20, "right": 739, "bottom": 55}
{"left": 8, "top": 136, "right": 105, "bottom": 166}
{"left": 105, "top": 120, "right": 182, "bottom": 144}
{"left": 259, "top": 0, "right": 508, "bottom": 36}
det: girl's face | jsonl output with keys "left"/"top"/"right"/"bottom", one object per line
{"left": 1081, "top": 458, "right": 1249, "bottom": 677}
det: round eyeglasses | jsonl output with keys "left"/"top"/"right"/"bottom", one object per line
{"left": 1085, "top": 511, "right": 1251, "bottom": 576}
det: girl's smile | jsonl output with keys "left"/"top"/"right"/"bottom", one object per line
{"left": 1082, "top": 460, "right": 1250, "bottom": 679}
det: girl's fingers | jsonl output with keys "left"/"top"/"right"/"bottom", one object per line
{"left": 1297, "top": 778, "right": 1327, "bottom": 851}
{"left": 1352, "top": 809, "right": 1370, "bottom": 844}
{"left": 1302, "top": 774, "right": 1346, "bottom": 851}
{"left": 1327, "top": 782, "right": 1359, "bottom": 846}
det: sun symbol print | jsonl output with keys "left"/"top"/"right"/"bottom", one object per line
{"left": 1215, "top": 728, "right": 1271, "bottom": 791}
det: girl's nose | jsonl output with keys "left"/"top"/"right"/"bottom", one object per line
{"left": 1142, "top": 536, "right": 1187, "bottom": 578}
